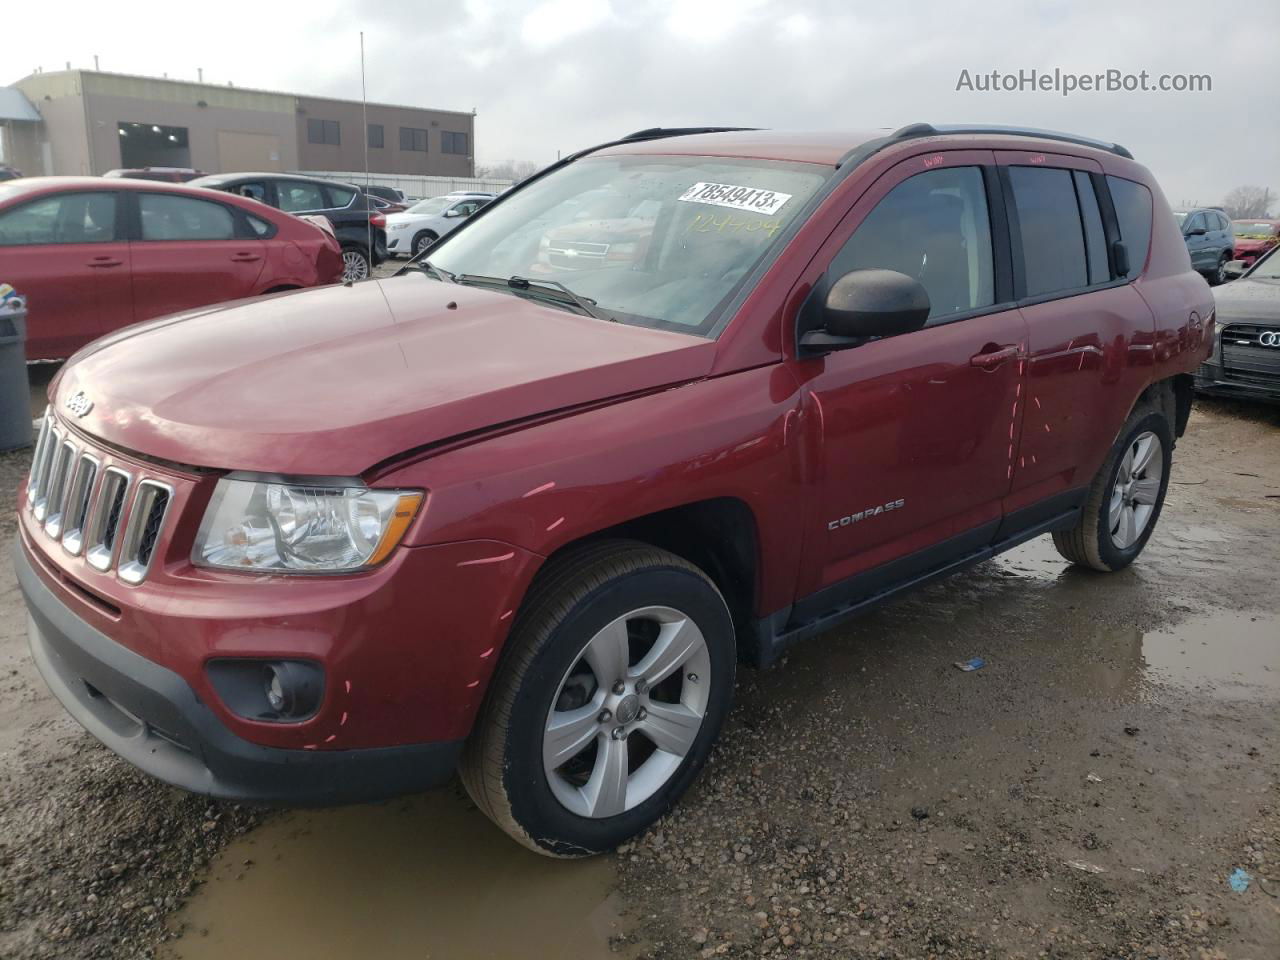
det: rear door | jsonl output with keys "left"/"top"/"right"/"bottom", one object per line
{"left": 127, "top": 192, "right": 266, "bottom": 321}
{"left": 996, "top": 151, "right": 1154, "bottom": 517}
{"left": 793, "top": 152, "right": 1029, "bottom": 606}
{"left": 0, "top": 189, "right": 133, "bottom": 359}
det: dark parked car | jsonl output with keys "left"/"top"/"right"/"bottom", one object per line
{"left": 364, "top": 184, "right": 407, "bottom": 206}
{"left": 17, "top": 125, "right": 1211, "bottom": 856}
{"left": 0, "top": 176, "right": 342, "bottom": 359}
{"left": 103, "top": 167, "right": 207, "bottom": 183}
{"left": 1172, "top": 206, "right": 1234, "bottom": 284}
{"left": 189, "top": 172, "right": 387, "bottom": 281}
{"left": 1195, "top": 244, "right": 1280, "bottom": 403}
{"left": 0, "top": 165, "right": 23, "bottom": 182}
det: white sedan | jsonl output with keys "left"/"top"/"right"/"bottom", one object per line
{"left": 385, "top": 192, "right": 495, "bottom": 257}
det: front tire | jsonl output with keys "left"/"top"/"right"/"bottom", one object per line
{"left": 460, "top": 541, "right": 735, "bottom": 857}
{"left": 412, "top": 231, "right": 437, "bottom": 256}
{"left": 1052, "top": 405, "right": 1173, "bottom": 571}
{"left": 340, "top": 245, "right": 370, "bottom": 282}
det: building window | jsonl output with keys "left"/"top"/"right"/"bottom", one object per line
{"left": 400, "top": 127, "right": 429, "bottom": 152}
{"left": 307, "top": 118, "right": 340, "bottom": 145}
{"left": 368, "top": 124, "right": 384, "bottom": 149}
{"left": 442, "top": 131, "right": 469, "bottom": 155}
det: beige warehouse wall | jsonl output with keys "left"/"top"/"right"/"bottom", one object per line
{"left": 13, "top": 72, "right": 92, "bottom": 175}
{"left": 295, "top": 96, "right": 474, "bottom": 178}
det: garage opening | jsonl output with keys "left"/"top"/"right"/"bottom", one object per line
{"left": 117, "top": 121, "right": 191, "bottom": 169}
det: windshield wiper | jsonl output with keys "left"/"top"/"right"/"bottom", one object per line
{"left": 414, "top": 260, "right": 455, "bottom": 284}
{"left": 454, "top": 273, "right": 608, "bottom": 321}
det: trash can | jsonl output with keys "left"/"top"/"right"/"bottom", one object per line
{"left": 0, "top": 287, "right": 33, "bottom": 452}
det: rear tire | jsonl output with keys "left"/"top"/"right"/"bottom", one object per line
{"left": 1211, "top": 253, "right": 1230, "bottom": 285}
{"left": 340, "top": 245, "right": 370, "bottom": 282}
{"left": 1052, "top": 405, "right": 1173, "bottom": 571}
{"left": 460, "top": 541, "right": 735, "bottom": 857}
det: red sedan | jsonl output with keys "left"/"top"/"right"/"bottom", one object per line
{"left": 0, "top": 177, "right": 343, "bottom": 360}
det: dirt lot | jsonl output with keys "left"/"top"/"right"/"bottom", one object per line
{"left": 1, "top": 397, "right": 1277, "bottom": 960}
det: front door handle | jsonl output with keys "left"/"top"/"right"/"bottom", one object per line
{"left": 970, "top": 344, "right": 1019, "bottom": 369}
{"left": 87, "top": 256, "right": 123, "bottom": 268}
{"left": 230, "top": 252, "right": 261, "bottom": 262}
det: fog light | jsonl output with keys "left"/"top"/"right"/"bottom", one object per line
{"left": 207, "top": 659, "right": 325, "bottom": 723}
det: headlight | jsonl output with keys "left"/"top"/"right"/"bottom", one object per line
{"left": 193, "top": 478, "right": 423, "bottom": 573}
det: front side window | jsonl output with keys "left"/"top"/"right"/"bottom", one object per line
{"left": 276, "top": 181, "right": 327, "bottom": 212}
{"left": 234, "top": 182, "right": 268, "bottom": 203}
{"left": 1186, "top": 213, "right": 1206, "bottom": 233}
{"left": 442, "top": 131, "right": 469, "bottom": 155}
{"left": 307, "top": 118, "right": 340, "bottom": 145}
{"left": 1106, "top": 176, "right": 1152, "bottom": 280}
{"left": 428, "top": 154, "right": 828, "bottom": 336}
{"left": 831, "top": 166, "right": 994, "bottom": 321}
{"left": 139, "top": 194, "right": 235, "bottom": 241}
{"left": 408, "top": 197, "right": 452, "bottom": 216}
{"left": 400, "top": 127, "right": 429, "bottom": 152}
{"left": 0, "top": 192, "right": 117, "bottom": 245}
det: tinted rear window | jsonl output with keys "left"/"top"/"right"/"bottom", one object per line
{"left": 1008, "top": 166, "right": 1088, "bottom": 297}
{"left": 1106, "top": 176, "right": 1153, "bottom": 280}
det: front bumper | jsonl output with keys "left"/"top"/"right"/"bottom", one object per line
{"left": 15, "top": 539, "right": 462, "bottom": 804}
{"left": 1194, "top": 361, "right": 1280, "bottom": 404}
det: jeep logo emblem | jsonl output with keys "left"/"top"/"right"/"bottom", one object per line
{"left": 65, "top": 392, "right": 93, "bottom": 418}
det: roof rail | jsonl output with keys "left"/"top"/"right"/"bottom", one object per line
{"left": 620, "top": 126, "right": 760, "bottom": 142}
{"left": 889, "top": 123, "right": 1134, "bottom": 160}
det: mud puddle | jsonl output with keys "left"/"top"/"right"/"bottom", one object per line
{"left": 165, "top": 786, "right": 628, "bottom": 960}
{"left": 1141, "top": 610, "right": 1280, "bottom": 699}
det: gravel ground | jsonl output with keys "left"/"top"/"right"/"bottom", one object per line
{"left": 0, "top": 397, "right": 1277, "bottom": 960}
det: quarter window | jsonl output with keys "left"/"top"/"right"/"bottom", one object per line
{"left": 307, "top": 118, "right": 340, "bottom": 145}
{"left": 831, "top": 166, "right": 995, "bottom": 321}
{"left": 442, "top": 131, "right": 469, "bottom": 155}
{"left": 0, "top": 192, "right": 117, "bottom": 245}
{"left": 400, "top": 127, "right": 429, "bottom": 152}
{"left": 276, "top": 181, "right": 327, "bottom": 212}
{"left": 327, "top": 186, "right": 356, "bottom": 208}
{"left": 1105, "top": 176, "right": 1152, "bottom": 281}
{"left": 139, "top": 194, "right": 235, "bottom": 241}
{"left": 1008, "top": 166, "right": 1088, "bottom": 297}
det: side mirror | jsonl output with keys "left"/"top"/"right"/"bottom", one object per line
{"left": 1186, "top": 226, "right": 1207, "bottom": 237}
{"left": 801, "top": 269, "right": 930, "bottom": 353}
{"left": 444, "top": 207, "right": 463, "bottom": 219}
{"left": 1223, "top": 259, "right": 1248, "bottom": 280}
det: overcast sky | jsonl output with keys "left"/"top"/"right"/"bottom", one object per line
{"left": 10, "top": 0, "right": 1279, "bottom": 205}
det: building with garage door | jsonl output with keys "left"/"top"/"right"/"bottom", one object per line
{"left": 1, "top": 69, "right": 476, "bottom": 179}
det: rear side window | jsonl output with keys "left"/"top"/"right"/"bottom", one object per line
{"left": 1072, "top": 172, "right": 1110, "bottom": 285}
{"left": 139, "top": 194, "right": 235, "bottom": 241}
{"left": 1008, "top": 166, "right": 1087, "bottom": 297}
{"left": 0, "top": 192, "right": 117, "bottom": 245}
{"left": 327, "top": 186, "right": 356, "bottom": 207}
{"left": 831, "top": 166, "right": 994, "bottom": 321}
{"left": 277, "top": 181, "right": 327, "bottom": 212}
{"left": 1106, "top": 176, "right": 1152, "bottom": 280}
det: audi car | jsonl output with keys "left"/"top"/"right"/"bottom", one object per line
{"left": 1195, "top": 244, "right": 1280, "bottom": 403}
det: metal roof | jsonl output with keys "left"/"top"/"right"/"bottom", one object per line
{"left": 0, "top": 87, "right": 41, "bottom": 122}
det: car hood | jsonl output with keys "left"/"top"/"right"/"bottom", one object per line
{"left": 1213, "top": 278, "right": 1280, "bottom": 321}
{"left": 55, "top": 278, "right": 715, "bottom": 476}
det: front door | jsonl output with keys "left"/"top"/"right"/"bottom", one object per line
{"left": 792, "top": 153, "right": 1028, "bottom": 606}
{"left": 0, "top": 190, "right": 133, "bottom": 359}
{"left": 128, "top": 191, "right": 265, "bottom": 321}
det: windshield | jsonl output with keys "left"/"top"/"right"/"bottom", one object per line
{"left": 1233, "top": 221, "right": 1277, "bottom": 237}
{"left": 1247, "top": 247, "right": 1280, "bottom": 280}
{"left": 1171, "top": 211, "right": 1187, "bottom": 222}
{"left": 408, "top": 197, "right": 453, "bottom": 216}
{"left": 425, "top": 154, "right": 829, "bottom": 336}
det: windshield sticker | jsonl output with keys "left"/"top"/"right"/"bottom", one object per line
{"left": 678, "top": 182, "right": 793, "bottom": 215}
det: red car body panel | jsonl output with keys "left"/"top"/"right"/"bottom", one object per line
{"left": 0, "top": 177, "right": 342, "bottom": 360}
{"left": 1232, "top": 220, "right": 1280, "bottom": 266}
{"left": 17, "top": 129, "right": 1215, "bottom": 797}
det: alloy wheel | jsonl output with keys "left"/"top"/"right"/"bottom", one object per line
{"left": 543, "top": 605, "right": 710, "bottom": 819}
{"left": 342, "top": 250, "right": 370, "bottom": 282}
{"left": 1108, "top": 430, "right": 1163, "bottom": 549}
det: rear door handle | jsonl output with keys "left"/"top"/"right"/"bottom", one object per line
{"left": 87, "top": 256, "right": 123, "bottom": 268}
{"left": 970, "top": 344, "right": 1019, "bottom": 369}
{"left": 230, "top": 252, "right": 261, "bottom": 262}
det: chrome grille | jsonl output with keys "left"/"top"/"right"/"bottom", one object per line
{"left": 1222, "top": 324, "right": 1280, "bottom": 387}
{"left": 26, "top": 408, "right": 177, "bottom": 584}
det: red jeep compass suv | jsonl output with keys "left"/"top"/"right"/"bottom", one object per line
{"left": 16, "top": 125, "right": 1213, "bottom": 856}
